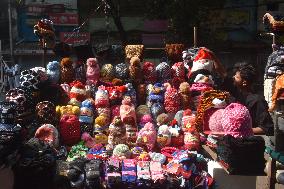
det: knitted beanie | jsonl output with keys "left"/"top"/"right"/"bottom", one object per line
{"left": 149, "top": 83, "right": 165, "bottom": 104}
{"left": 136, "top": 105, "right": 151, "bottom": 121}
{"left": 143, "top": 61, "right": 157, "bottom": 84}
{"left": 151, "top": 102, "right": 165, "bottom": 120}
{"left": 130, "top": 146, "right": 144, "bottom": 159}
{"left": 120, "top": 97, "right": 136, "bottom": 125}
{"left": 69, "top": 81, "right": 86, "bottom": 103}
{"left": 95, "top": 88, "right": 109, "bottom": 107}
{"left": 115, "top": 63, "right": 129, "bottom": 80}
{"left": 129, "top": 57, "right": 144, "bottom": 86}
{"left": 157, "top": 125, "right": 171, "bottom": 148}
{"left": 136, "top": 122, "right": 157, "bottom": 151}
{"left": 46, "top": 61, "right": 60, "bottom": 84}
{"left": 100, "top": 64, "right": 114, "bottom": 82}
{"left": 174, "top": 110, "right": 184, "bottom": 126}
{"left": 111, "top": 105, "right": 120, "bottom": 120}
{"left": 149, "top": 152, "right": 166, "bottom": 164}
{"left": 124, "top": 83, "right": 137, "bottom": 106}
{"left": 179, "top": 82, "right": 191, "bottom": 109}
{"left": 181, "top": 109, "right": 196, "bottom": 132}
{"left": 86, "top": 58, "right": 100, "bottom": 85}
{"left": 96, "top": 108, "right": 111, "bottom": 122}
{"left": 36, "top": 101, "right": 56, "bottom": 125}
{"left": 20, "top": 69, "right": 41, "bottom": 91}
{"left": 79, "top": 99, "right": 94, "bottom": 128}
{"left": 108, "top": 116, "right": 126, "bottom": 145}
{"left": 35, "top": 124, "right": 59, "bottom": 148}
{"left": 138, "top": 114, "right": 153, "bottom": 130}
{"left": 125, "top": 45, "right": 144, "bottom": 60}
{"left": 172, "top": 62, "right": 186, "bottom": 79}
{"left": 6, "top": 86, "right": 34, "bottom": 115}
{"left": 183, "top": 131, "right": 200, "bottom": 151}
{"left": 156, "top": 113, "right": 169, "bottom": 126}
{"left": 112, "top": 144, "right": 131, "bottom": 159}
{"left": 156, "top": 61, "right": 171, "bottom": 83}
{"left": 221, "top": 103, "right": 254, "bottom": 138}
{"left": 60, "top": 57, "right": 75, "bottom": 84}
{"left": 164, "top": 86, "right": 181, "bottom": 114}
{"left": 169, "top": 120, "right": 184, "bottom": 147}
{"left": 191, "top": 48, "right": 215, "bottom": 73}
{"left": 59, "top": 114, "right": 81, "bottom": 146}
{"left": 165, "top": 44, "right": 185, "bottom": 62}
{"left": 203, "top": 108, "right": 224, "bottom": 134}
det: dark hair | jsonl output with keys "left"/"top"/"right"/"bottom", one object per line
{"left": 234, "top": 62, "right": 257, "bottom": 85}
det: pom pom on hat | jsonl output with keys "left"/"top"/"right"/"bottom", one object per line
{"left": 112, "top": 144, "right": 131, "bottom": 159}
{"left": 46, "top": 61, "right": 60, "bottom": 83}
{"left": 221, "top": 103, "right": 253, "bottom": 138}
{"left": 156, "top": 113, "right": 169, "bottom": 126}
{"left": 35, "top": 124, "right": 59, "bottom": 148}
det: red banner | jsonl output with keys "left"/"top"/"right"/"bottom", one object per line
{"left": 60, "top": 32, "right": 90, "bottom": 45}
{"left": 48, "top": 13, "right": 78, "bottom": 26}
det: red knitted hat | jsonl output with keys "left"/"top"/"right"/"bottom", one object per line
{"left": 172, "top": 62, "right": 186, "bottom": 79}
{"left": 59, "top": 114, "right": 81, "bottom": 146}
{"left": 191, "top": 48, "right": 215, "bottom": 73}
{"left": 35, "top": 124, "right": 59, "bottom": 148}
{"left": 69, "top": 80, "right": 86, "bottom": 102}
{"left": 164, "top": 86, "right": 181, "bottom": 114}
{"left": 143, "top": 61, "right": 157, "bottom": 84}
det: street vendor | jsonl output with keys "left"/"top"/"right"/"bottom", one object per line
{"left": 216, "top": 61, "right": 274, "bottom": 136}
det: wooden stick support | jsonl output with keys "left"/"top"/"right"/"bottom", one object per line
{"left": 194, "top": 26, "right": 197, "bottom": 47}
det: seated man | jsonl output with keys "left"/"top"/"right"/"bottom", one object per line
{"left": 218, "top": 62, "right": 274, "bottom": 136}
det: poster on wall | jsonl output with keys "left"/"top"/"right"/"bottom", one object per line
{"left": 24, "top": 0, "right": 77, "bottom": 11}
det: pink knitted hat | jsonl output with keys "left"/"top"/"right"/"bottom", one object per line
{"left": 221, "top": 103, "right": 253, "bottom": 138}
{"left": 120, "top": 97, "right": 136, "bottom": 125}
{"left": 136, "top": 122, "right": 157, "bottom": 151}
{"left": 203, "top": 108, "right": 224, "bottom": 134}
{"left": 86, "top": 58, "right": 100, "bottom": 85}
{"left": 164, "top": 86, "right": 181, "bottom": 114}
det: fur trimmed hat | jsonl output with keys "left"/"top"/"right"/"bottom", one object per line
{"left": 221, "top": 103, "right": 253, "bottom": 138}
{"left": 35, "top": 124, "right": 59, "bottom": 148}
{"left": 86, "top": 58, "right": 100, "bottom": 85}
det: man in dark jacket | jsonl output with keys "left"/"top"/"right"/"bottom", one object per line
{"left": 220, "top": 62, "right": 274, "bottom": 135}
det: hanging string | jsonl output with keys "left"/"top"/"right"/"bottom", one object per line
{"left": 63, "top": 3, "right": 104, "bottom": 43}
{"left": 102, "top": 0, "right": 111, "bottom": 45}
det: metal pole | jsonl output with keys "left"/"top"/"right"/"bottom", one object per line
{"left": 8, "top": 0, "right": 14, "bottom": 65}
{"left": 42, "top": 39, "right": 46, "bottom": 68}
{"left": 194, "top": 26, "right": 197, "bottom": 48}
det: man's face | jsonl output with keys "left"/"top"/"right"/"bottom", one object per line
{"left": 233, "top": 71, "right": 244, "bottom": 87}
